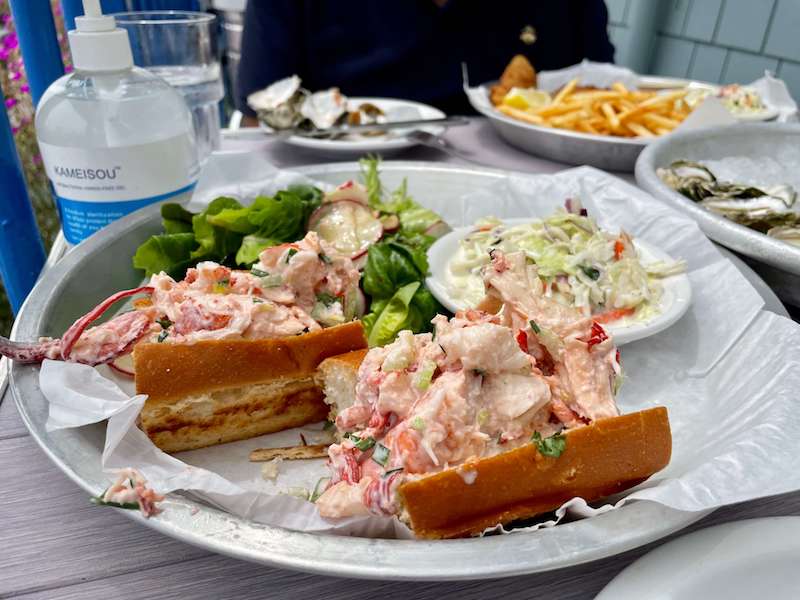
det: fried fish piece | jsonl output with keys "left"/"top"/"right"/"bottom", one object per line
{"left": 490, "top": 54, "right": 536, "bottom": 105}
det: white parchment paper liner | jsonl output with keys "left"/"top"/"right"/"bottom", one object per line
{"left": 40, "top": 156, "right": 800, "bottom": 538}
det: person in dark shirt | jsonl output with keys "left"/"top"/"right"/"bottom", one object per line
{"left": 236, "top": 0, "right": 614, "bottom": 122}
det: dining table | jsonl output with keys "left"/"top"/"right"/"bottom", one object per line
{"left": 3, "top": 117, "right": 799, "bottom": 600}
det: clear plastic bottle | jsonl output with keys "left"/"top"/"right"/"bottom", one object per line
{"left": 36, "top": 0, "right": 198, "bottom": 245}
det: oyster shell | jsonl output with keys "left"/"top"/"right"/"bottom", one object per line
{"left": 300, "top": 88, "right": 348, "bottom": 130}
{"left": 247, "top": 75, "right": 309, "bottom": 130}
{"left": 767, "top": 224, "right": 800, "bottom": 247}
{"left": 658, "top": 160, "right": 799, "bottom": 231}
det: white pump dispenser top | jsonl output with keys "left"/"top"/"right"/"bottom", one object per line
{"left": 68, "top": 0, "right": 133, "bottom": 72}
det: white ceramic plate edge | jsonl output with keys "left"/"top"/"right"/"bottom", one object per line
{"left": 596, "top": 517, "right": 800, "bottom": 599}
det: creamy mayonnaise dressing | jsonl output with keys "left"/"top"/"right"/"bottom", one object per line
{"left": 148, "top": 231, "right": 360, "bottom": 344}
{"left": 316, "top": 250, "right": 622, "bottom": 520}
{"left": 445, "top": 212, "right": 683, "bottom": 325}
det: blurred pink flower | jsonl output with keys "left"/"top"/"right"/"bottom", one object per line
{"left": 5, "top": 97, "right": 16, "bottom": 108}
{"left": 64, "top": 64, "right": 73, "bottom": 73}
{"left": 19, "top": 83, "right": 28, "bottom": 93}
{"left": 10, "top": 70, "right": 19, "bottom": 80}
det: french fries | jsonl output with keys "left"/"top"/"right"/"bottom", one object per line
{"left": 497, "top": 77, "right": 692, "bottom": 139}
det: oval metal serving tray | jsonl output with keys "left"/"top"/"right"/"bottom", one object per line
{"left": 10, "top": 162, "right": 732, "bottom": 580}
{"left": 635, "top": 123, "right": 800, "bottom": 307}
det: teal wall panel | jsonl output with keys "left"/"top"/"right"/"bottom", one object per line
{"left": 715, "top": 0, "right": 775, "bottom": 52}
{"left": 778, "top": 61, "right": 800, "bottom": 97}
{"left": 764, "top": 0, "right": 800, "bottom": 61}
{"left": 683, "top": 0, "right": 724, "bottom": 42}
{"left": 606, "top": 0, "right": 630, "bottom": 25}
{"left": 662, "top": 0, "right": 691, "bottom": 36}
{"left": 607, "top": 0, "right": 800, "bottom": 98}
{"left": 689, "top": 43, "right": 728, "bottom": 82}
{"left": 651, "top": 36, "right": 695, "bottom": 78}
{"left": 723, "top": 50, "right": 779, "bottom": 83}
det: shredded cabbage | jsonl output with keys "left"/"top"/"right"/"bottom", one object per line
{"left": 446, "top": 207, "right": 686, "bottom": 322}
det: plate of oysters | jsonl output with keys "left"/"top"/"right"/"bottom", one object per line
{"left": 247, "top": 75, "right": 447, "bottom": 155}
{"left": 636, "top": 122, "right": 800, "bottom": 304}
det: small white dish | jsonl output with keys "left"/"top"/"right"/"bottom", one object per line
{"left": 426, "top": 219, "right": 692, "bottom": 345}
{"left": 597, "top": 517, "right": 800, "bottom": 599}
{"left": 260, "top": 97, "right": 446, "bottom": 156}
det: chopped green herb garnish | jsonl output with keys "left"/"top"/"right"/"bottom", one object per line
{"left": 90, "top": 488, "right": 139, "bottom": 511}
{"left": 415, "top": 360, "right": 436, "bottom": 390}
{"left": 410, "top": 416, "right": 425, "bottom": 431}
{"left": 253, "top": 297, "right": 264, "bottom": 304}
{"left": 318, "top": 252, "right": 332, "bottom": 264}
{"left": 315, "top": 292, "right": 338, "bottom": 306}
{"left": 346, "top": 433, "right": 376, "bottom": 452}
{"left": 529, "top": 320, "right": 541, "bottom": 334}
{"left": 581, "top": 266, "right": 600, "bottom": 280}
{"left": 285, "top": 248, "right": 298, "bottom": 263}
{"left": 476, "top": 408, "right": 489, "bottom": 426}
{"left": 250, "top": 267, "right": 269, "bottom": 277}
{"left": 309, "top": 476, "right": 331, "bottom": 503}
{"left": 260, "top": 274, "right": 283, "bottom": 288}
{"left": 218, "top": 278, "right": 230, "bottom": 286}
{"left": 531, "top": 431, "right": 567, "bottom": 458}
{"left": 157, "top": 330, "right": 169, "bottom": 343}
{"left": 372, "top": 443, "right": 390, "bottom": 467}
{"left": 156, "top": 317, "right": 172, "bottom": 330}
{"left": 383, "top": 467, "right": 404, "bottom": 478}
{"left": 322, "top": 420, "right": 336, "bottom": 431}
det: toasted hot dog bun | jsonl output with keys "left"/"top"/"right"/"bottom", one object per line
{"left": 398, "top": 406, "right": 671, "bottom": 539}
{"left": 315, "top": 348, "right": 368, "bottom": 419}
{"left": 134, "top": 321, "right": 366, "bottom": 453}
{"left": 317, "top": 350, "right": 671, "bottom": 539}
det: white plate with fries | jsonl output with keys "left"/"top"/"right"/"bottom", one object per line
{"left": 466, "top": 79, "right": 696, "bottom": 172}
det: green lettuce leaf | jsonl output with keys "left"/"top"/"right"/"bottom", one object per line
{"left": 364, "top": 284, "right": 443, "bottom": 347}
{"left": 362, "top": 240, "right": 429, "bottom": 299}
{"left": 236, "top": 234, "right": 281, "bottom": 265}
{"left": 366, "top": 282, "right": 420, "bottom": 347}
{"left": 132, "top": 232, "right": 197, "bottom": 278}
{"left": 191, "top": 197, "right": 245, "bottom": 261}
{"left": 161, "top": 203, "right": 194, "bottom": 234}
{"left": 359, "top": 157, "right": 442, "bottom": 235}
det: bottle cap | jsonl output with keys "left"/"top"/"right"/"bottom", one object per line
{"left": 68, "top": 0, "right": 133, "bottom": 72}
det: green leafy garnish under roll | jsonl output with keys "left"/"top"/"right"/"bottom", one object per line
{"left": 361, "top": 236, "right": 445, "bottom": 347}
{"left": 531, "top": 431, "right": 567, "bottom": 458}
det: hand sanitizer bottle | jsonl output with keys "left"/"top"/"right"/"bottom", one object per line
{"left": 35, "top": 0, "right": 199, "bottom": 245}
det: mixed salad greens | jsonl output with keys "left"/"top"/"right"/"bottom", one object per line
{"left": 446, "top": 201, "right": 685, "bottom": 323}
{"left": 132, "top": 158, "right": 448, "bottom": 346}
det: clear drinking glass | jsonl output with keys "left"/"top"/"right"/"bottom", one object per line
{"left": 114, "top": 11, "right": 224, "bottom": 165}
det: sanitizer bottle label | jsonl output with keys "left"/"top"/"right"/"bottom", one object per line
{"left": 39, "top": 133, "right": 198, "bottom": 244}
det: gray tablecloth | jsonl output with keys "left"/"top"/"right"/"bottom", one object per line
{"left": 3, "top": 118, "right": 798, "bottom": 600}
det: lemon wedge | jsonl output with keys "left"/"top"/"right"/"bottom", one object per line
{"left": 502, "top": 87, "right": 552, "bottom": 110}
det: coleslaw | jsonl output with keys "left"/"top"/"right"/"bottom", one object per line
{"left": 445, "top": 200, "right": 685, "bottom": 324}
